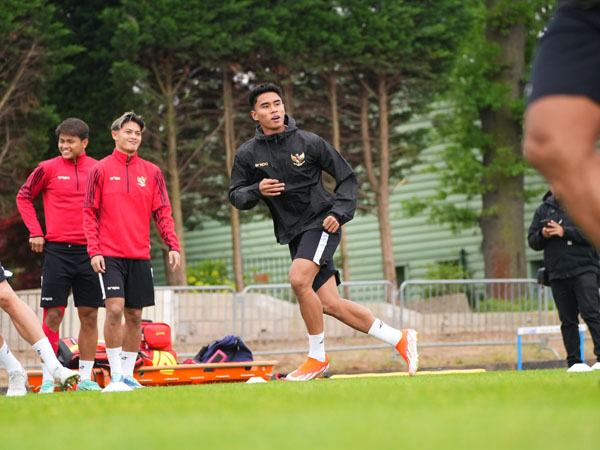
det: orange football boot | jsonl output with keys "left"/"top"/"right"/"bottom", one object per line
{"left": 395, "top": 329, "right": 419, "bottom": 376}
{"left": 286, "top": 355, "right": 330, "bottom": 381}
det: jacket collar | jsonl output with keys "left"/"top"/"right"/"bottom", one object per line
{"left": 61, "top": 152, "right": 88, "bottom": 165}
{"left": 112, "top": 148, "right": 138, "bottom": 165}
{"left": 255, "top": 115, "right": 298, "bottom": 141}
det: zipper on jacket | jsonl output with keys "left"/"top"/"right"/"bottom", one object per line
{"left": 126, "top": 156, "right": 130, "bottom": 193}
{"left": 74, "top": 159, "right": 79, "bottom": 191}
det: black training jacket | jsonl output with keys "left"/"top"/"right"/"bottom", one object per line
{"left": 527, "top": 191, "right": 599, "bottom": 281}
{"left": 229, "top": 115, "right": 358, "bottom": 245}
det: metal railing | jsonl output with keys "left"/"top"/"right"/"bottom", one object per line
{"left": 398, "top": 279, "right": 559, "bottom": 347}
{"left": 2, "top": 279, "right": 567, "bottom": 369}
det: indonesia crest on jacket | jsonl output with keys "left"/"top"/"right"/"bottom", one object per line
{"left": 291, "top": 152, "right": 305, "bottom": 166}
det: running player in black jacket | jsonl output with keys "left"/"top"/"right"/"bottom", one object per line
{"left": 230, "top": 83, "right": 418, "bottom": 380}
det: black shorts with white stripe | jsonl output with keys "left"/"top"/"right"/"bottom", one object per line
{"left": 100, "top": 256, "right": 155, "bottom": 308}
{"left": 40, "top": 242, "right": 103, "bottom": 308}
{"left": 288, "top": 228, "right": 342, "bottom": 292}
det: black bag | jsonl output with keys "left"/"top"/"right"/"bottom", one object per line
{"left": 537, "top": 267, "right": 550, "bottom": 287}
{"left": 193, "top": 335, "right": 253, "bottom": 363}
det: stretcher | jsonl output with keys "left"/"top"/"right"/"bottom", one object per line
{"left": 26, "top": 360, "right": 278, "bottom": 392}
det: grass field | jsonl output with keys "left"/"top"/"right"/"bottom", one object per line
{"left": 2, "top": 369, "right": 599, "bottom": 450}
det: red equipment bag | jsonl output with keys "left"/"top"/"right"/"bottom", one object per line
{"left": 140, "top": 320, "right": 172, "bottom": 351}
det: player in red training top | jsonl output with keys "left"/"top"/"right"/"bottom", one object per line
{"left": 83, "top": 111, "right": 181, "bottom": 392}
{"left": 17, "top": 118, "right": 103, "bottom": 392}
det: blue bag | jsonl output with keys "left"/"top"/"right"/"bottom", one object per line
{"left": 194, "top": 335, "right": 253, "bottom": 363}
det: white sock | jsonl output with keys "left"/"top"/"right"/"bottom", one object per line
{"left": 79, "top": 360, "right": 94, "bottom": 381}
{"left": 308, "top": 332, "right": 326, "bottom": 362}
{"left": 41, "top": 363, "right": 54, "bottom": 383}
{"left": 106, "top": 347, "right": 123, "bottom": 378}
{"left": 32, "top": 337, "right": 61, "bottom": 374}
{"left": 368, "top": 319, "right": 403, "bottom": 347}
{"left": 0, "top": 342, "right": 24, "bottom": 373}
{"left": 121, "top": 351, "right": 138, "bottom": 378}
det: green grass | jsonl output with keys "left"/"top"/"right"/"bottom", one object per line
{"left": 2, "top": 370, "right": 599, "bottom": 450}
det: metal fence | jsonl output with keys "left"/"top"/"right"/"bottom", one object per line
{"left": 398, "top": 279, "right": 559, "bottom": 347}
{"left": 1, "top": 279, "right": 571, "bottom": 369}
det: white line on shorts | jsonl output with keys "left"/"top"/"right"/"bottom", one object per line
{"left": 98, "top": 273, "right": 106, "bottom": 300}
{"left": 313, "top": 232, "right": 329, "bottom": 265}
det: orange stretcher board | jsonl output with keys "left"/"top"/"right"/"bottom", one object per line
{"left": 26, "top": 361, "right": 278, "bottom": 392}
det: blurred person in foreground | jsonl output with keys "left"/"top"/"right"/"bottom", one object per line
{"left": 524, "top": 1, "right": 600, "bottom": 248}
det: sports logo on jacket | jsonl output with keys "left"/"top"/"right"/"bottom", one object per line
{"left": 291, "top": 152, "right": 305, "bottom": 167}
{"left": 137, "top": 176, "right": 146, "bottom": 187}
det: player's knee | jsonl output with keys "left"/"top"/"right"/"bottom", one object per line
{"left": 78, "top": 310, "right": 98, "bottom": 329}
{"left": 44, "top": 308, "right": 63, "bottom": 329}
{"left": 289, "top": 272, "right": 310, "bottom": 293}
{"left": 105, "top": 303, "right": 124, "bottom": 321}
{"left": 0, "top": 281, "right": 17, "bottom": 310}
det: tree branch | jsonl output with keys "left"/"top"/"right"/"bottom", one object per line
{"left": 0, "top": 41, "right": 38, "bottom": 119}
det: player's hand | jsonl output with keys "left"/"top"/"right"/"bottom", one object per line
{"left": 169, "top": 250, "right": 181, "bottom": 272}
{"left": 29, "top": 236, "right": 45, "bottom": 253}
{"left": 91, "top": 255, "right": 105, "bottom": 273}
{"left": 259, "top": 178, "right": 285, "bottom": 196}
{"left": 323, "top": 215, "right": 340, "bottom": 233}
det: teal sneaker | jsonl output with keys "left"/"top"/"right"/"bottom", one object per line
{"left": 38, "top": 380, "right": 56, "bottom": 394}
{"left": 76, "top": 379, "right": 102, "bottom": 391}
{"left": 123, "top": 376, "right": 145, "bottom": 389}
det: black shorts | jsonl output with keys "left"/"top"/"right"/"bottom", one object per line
{"left": 0, "top": 261, "right": 10, "bottom": 283}
{"left": 528, "top": 4, "right": 600, "bottom": 106}
{"left": 41, "top": 242, "right": 103, "bottom": 308}
{"left": 100, "top": 256, "right": 155, "bottom": 308}
{"left": 288, "top": 229, "right": 341, "bottom": 292}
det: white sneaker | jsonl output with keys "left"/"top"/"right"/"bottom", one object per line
{"left": 6, "top": 371, "right": 28, "bottom": 397}
{"left": 567, "top": 363, "right": 593, "bottom": 373}
{"left": 52, "top": 366, "right": 80, "bottom": 390}
{"left": 101, "top": 374, "right": 133, "bottom": 393}
{"left": 591, "top": 362, "right": 600, "bottom": 370}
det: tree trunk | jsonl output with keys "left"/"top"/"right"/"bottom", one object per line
{"left": 282, "top": 82, "right": 293, "bottom": 118}
{"left": 360, "top": 79, "right": 397, "bottom": 290}
{"left": 163, "top": 63, "right": 187, "bottom": 285}
{"left": 327, "top": 73, "right": 350, "bottom": 283}
{"left": 479, "top": 3, "right": 527, "bottom": 281}
{"left": 223, "top": 70, "right": 244, "bottom": 291}
{"left": 376, "top": 75, "right": 397, "bottom": 287}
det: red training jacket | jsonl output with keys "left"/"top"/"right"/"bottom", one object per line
{"left": 83, "top": 149, "right": 180, "bottom": 259}
{"left": 17, "top": 153, "right": 98, "bottom": 245}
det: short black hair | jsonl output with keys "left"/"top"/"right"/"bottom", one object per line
{"left": 111, "top": 111, "right": 146, "bottom": 132}
{"left": 249, "top": 83, "right": 283, "bottom": 110}
{"left": 55, "top": 118, "right": 89, "bottom": 140}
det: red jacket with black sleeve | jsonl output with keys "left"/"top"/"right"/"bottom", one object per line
{"left": 16, "top": 153, "right": 98, "bottom": 245}
{"left": 83, "top": 149, "right": 180, "bottom": 259}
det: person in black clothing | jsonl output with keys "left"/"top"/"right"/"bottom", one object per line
{"left": 528, "top": 190, "right": 600, "bottom": 372}
{"left": 524, "top": 1, "right": 600, "bottom": 250}
{"left": 229, "top": 83, "right": 418, "bottom": 380}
